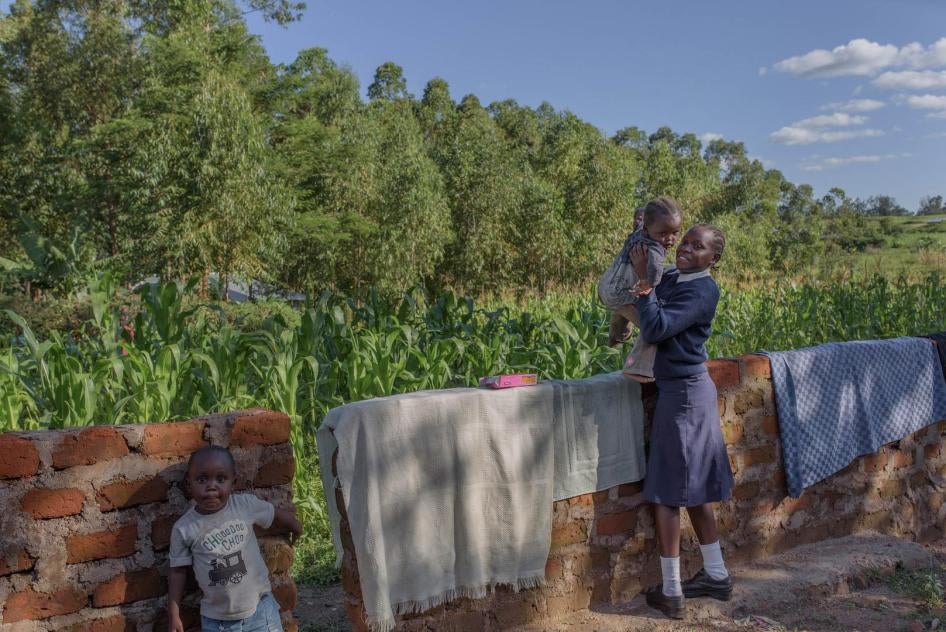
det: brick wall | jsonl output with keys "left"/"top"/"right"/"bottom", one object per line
{"left": 0, "top": 409, "right": 299, "bottom": 631}
{"left": 337, "top": 354, "right": 946, "bottom": 631}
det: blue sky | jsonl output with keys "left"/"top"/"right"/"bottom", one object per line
{"left": 245, "top": 0, "right": 946, "bottom": 210}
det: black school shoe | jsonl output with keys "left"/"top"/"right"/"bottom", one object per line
{"left": 682, "top": 568, "right": 733, "bottom": 601}
{"left": 643, "top": 586, "right": 686, "bottom": 619}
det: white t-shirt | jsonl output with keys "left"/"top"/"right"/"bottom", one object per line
{"left": 169, "top": 493, "right": 275, "bottom": 620}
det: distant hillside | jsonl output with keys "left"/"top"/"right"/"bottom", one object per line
{"left": 856, "top": 214, "right": 946, "bottom": 276}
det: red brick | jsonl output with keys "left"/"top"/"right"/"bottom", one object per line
{"left": 151, "top": 513, "right": 181, "bottom": 551}
{"left": 0, "top": 549, "right": 33, "bottom": 576}
{"left": 741, "top": 445, "right": 777, "bottom": 468}
{"left": 545, "top": 556, "right": 564, "bottom": 580}
{"left": 568, "top": 493, "right": 593, "bottom": 505}
{"left": 862, "top": 451, "right": 887, "bottom": 473}
{"left": 733, "top": 481, "right": 760, "bottom": 501}
{"left": 760, "top": 415, "right": 780, "bottom": 436}
{"left": 139, "top": 420, "right": 207, "bottom": 456}
{"left": 61, "top": 614, "right": 131, "bottom": 632}
{"left": 594, "top": 510, "right": 639, "bottom": 536}
{"left": 230, "top": 410, "right": 291, "bottom": 447}
{"left": 260, "top": 537, "right": 293, "bottom": 574}
{"left": 93, "top": 568, "right": 165, "bottom": 607}
{"left": 254, "top": 458, "right": 295, "bottom": 487}
{"left": 879, "top": 479, "right": 906, "bottom": 499}
{"left": 722, "top": 421, "right": 743, "bottom": 444}
{"left": 96, "top": 476, "right": 168, "bottom": 511}
{"left": 66, "top": 523, "right": 137, "bottom": 563}
{"left": 0, "top": 434, "right": 40, "bottom": 479}
{"left": 340, "top": 552, "right": 361, "bottom": 599}
{"left": 551, "top": 521, "right": 588, "bottom": 547}
{"left": 741, "top": 354, "right": 772, "bottom": 379}
{"left": 20, "top": 487, "right": 85, "bottom": 519}
{"left": 344, "top": 600, "right": 370, "bottom": 632}
{"left": 52, "top": 427, "right": 129, "bottom": 469}
{"left": 892, "top": 449, "right": 914, "bottom": 469}
{"left": 707, "top": 359, "right": 740, "bottom": 388}
{"left": 2, "top": 586, "right": 87, "bottom": 623}
{"left": 271, "top": 574, "right": 297, "bottom": 610}
{"left": 925, "top": 442, "right": 942, "bottom": 461}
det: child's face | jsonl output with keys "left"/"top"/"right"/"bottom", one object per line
{"left": 675, "top": 227, "right": 720, "bottom": 272}
{"left": 644, "top": 214, "right": 682, "bottom": 249}
{"left": 186, "top": 453, "right": 234, "bottom": 515}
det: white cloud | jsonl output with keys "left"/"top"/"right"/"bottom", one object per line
{"left": 801, "top": 153, "right": 906, "bottom": 171}
{"left": 792, "top": 112, "right": 868, "bottom": 128}
{"left": 900, "top": 94, "right": 946, "bottom": 109}
{"left": 822, "top": 98, "right": 885, "bottom": 112}
{"left": 899, "top": 38, "right": 946, "bottom": 69}
{"left": 873, "top": 70, "right": 946, "bottom": 90}
{"left": 758, "top": 67, "right": 768, "bottom": 77}
{"left": 775, "top": 37, "right": 946, "bottom": 81}
{"left": 699, "top": 132, "right": 723, "bottom": 145}
{"left": 926, "top": 131, "right": 946, "bottom": 138}
{"left": 770, "top": 127, "right": 883, "bottom": 145}
{"left": 928, "top": 111, "right": 946, "bottom": 119}
{"left": 774, "top": 39, "right": 900, "bottom": 78}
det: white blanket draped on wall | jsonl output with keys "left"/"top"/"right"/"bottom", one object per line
{"left": 316, "top": 372, "right": 645, "bottom": 632}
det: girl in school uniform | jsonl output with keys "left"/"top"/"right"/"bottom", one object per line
{"left": 628, "top": 223, "right": 734, "bottom": 619}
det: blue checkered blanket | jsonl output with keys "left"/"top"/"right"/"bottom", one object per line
{"left": 764, "top": 337, "right": 946, "bottom": 497}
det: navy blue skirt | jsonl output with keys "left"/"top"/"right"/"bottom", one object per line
{"left": 643, "top": 372, "right": 734, "bottom": 507}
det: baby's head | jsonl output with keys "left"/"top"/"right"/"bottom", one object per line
{"left": 641, "top": 196, "right": 683, "bottom": 249}
{"left": 184, "top": 446, "right": 236, "bottom": 515}
{"left": 676, "top": 223, "right": 726, "bottom": 272}
{"left": 633, "top": 207, "right": 646, "bottom": 231}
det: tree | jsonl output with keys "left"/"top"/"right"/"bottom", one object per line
{"left": 367, "top": 62, "right": 410, "bottom": 102}
{"left": 428, "top": 93, "right": 523, "bottom": 292}
{"left": 918, "top": 195, "right": 944, "bottom": 216}
{"left": 865, "top": 195, "right": 908, "bottom": 216}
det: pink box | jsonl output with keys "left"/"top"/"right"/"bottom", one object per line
{"left": 478, "top": 373, "right": 538, "bottom": 389}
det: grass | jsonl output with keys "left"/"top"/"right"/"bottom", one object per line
{"left": 888, "top": 563, "right": 946, "bottom": 611}
{"left": 854, "top": 213, "right": 946, "bottom": 277}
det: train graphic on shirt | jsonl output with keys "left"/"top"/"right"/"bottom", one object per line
{"left": 208, "top": 551, "right": 248, "bottom": 586}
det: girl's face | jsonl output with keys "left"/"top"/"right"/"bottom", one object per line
{"left": 675, "top": 227, "right": 720, "bottom": 272}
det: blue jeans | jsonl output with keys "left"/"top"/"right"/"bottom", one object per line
{"left": 200, "top": 593, "right": 283, "bottom": 632}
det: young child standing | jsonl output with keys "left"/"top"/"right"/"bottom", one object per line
{"left": 598, "top": 196, "right": 683, "bottom": 381}
{"left": 167, "top": 446, "right": 303, "bottom": 632}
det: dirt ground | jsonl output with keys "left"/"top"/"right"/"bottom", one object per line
{"left": 295, "top": 534, "right": 946, "bottom": 632}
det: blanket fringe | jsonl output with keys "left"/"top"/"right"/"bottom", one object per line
{"left": 366, "top": 574, "right": 547, "bottom": 632}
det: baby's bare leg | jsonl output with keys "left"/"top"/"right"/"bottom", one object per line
{"left": 608, "top": 304, "right": 640, "bottom": 347}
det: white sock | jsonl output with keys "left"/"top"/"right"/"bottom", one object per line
{"left": 700, "top": 541, "right": 729, "bottom": 580}
{"left": 660, "top": 556, "right": 682, "bottom": 596}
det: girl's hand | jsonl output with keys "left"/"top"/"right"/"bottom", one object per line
{"left": 629, "top": 243, "right": 649, "bottom": 280}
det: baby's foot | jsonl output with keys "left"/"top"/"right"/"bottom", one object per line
{"left": 623, "top": 371, "right": 656, "bottom": 384}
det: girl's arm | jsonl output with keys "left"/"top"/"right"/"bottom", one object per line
{"left": 635, "top": 285, "right": 717, "bottom": 344}
{"left": 166, "top": 566, "right": 188, "bottom": 632}
{"left": 273, "top": 507, "right": 303, "bottom": 545}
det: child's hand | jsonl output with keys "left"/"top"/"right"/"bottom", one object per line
{"left": 168, "top": 613, "right": 184, "bottom": 632}
{"left": 629, "top": 243, "right": 649, "bottom": 281}
{"left": 274, "top": 507, "right": 304, "bottom": 545}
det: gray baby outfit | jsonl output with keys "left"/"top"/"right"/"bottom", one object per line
{"left": 170, "top": 493, "right": 275, "bottom": 620}
{"left": 598, "top": 228, "right": 666, "bottom": 309}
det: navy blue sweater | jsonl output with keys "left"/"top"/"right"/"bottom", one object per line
{"left": 635, "top": 269, "right": 720, "bottom": 379}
